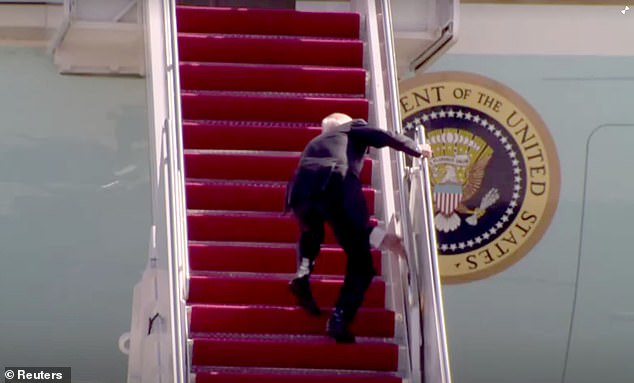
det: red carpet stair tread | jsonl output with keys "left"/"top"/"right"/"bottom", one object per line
{"left": 191, "top": 334, "right": 398, "bottom": 370}
{"left": 184, "top": 151, "right": 372, "bottom": 183}
{"left": 182, "top": 120, "right": 323, "bottom": 151}
{"left": 178, "top": 34, "right": 364, "bottom": 67}
{"left": 179, "top": 63, "right": 366, "bottom": 94}
{"left": 189, "top": 242, "right": 382, "bottom": 274}
{"left": 188, "top": 273, "right": 386, "bottom": 307}
{"left": 186, "top": 180, "right": 375, "bottom": 213}
{"left": 177, "top": 4, "right": 402, "bottom": 382}
{"left": 187, "top": 210, "right": 379, "bottom": 243}
{"left": 181, "top": 91, "right": 368, "bottom": 122}
{"left": 194, "top": 367, "right": 401, "bottom": 383}
{"left": 190, "top": 304, "right": 394, "bottom": 337}
{"left": 176, "top": 6, "right": 361, "bottom": 38}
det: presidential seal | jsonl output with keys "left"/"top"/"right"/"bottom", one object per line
{"left": 399, "top": 72, "right": 560, "bottom": 283}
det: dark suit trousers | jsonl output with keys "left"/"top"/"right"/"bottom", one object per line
{"left": 292, "top": 171, "right": 377, "bottom": 323}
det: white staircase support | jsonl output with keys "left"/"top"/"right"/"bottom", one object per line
{"left": 123, "top": 228, "right": 172, "bottom": 383}
{"left": 0, "top": 3, "right": 63, "bottom": 45}
{"left": 48, "top": 0, "right": 145, "bottom": 75}
{"left": 390, "top": 0, "right": 459, "bottom": 75}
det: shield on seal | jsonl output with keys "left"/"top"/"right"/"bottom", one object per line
{"left": 433, "top": 183, "right": 463, "bottom": 216}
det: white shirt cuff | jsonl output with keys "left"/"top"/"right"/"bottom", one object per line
{"left": 369, "top": 226, "right": 387, "bottom": 248}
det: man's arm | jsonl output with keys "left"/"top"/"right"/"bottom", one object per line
{"left": 350, "top": 125, "right": 430, "bottom": 158}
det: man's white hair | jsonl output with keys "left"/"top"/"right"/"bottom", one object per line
{"left": 321, "top": 113, "right": 352, "bottom": 133}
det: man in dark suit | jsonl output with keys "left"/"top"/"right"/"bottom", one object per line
{"left": 286, "top": 113, "right": 432, "bottom": 343}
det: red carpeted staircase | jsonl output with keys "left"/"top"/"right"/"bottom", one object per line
{"left": 177, "top": 4, "right": 402, "bottom": 382}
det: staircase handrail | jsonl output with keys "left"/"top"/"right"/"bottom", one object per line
{"left": 375, "top": 1, "right": 453, "bottom": 382}
{"left": 165, "top": 0, "right": 190, "bottom": 305}
{"left": 377, "top": 1, "right": 423, "bottom": 381}
{"left": 410, "top": 126, "right": 453, "bottom": 383}
{"left": 144, "top": 0, "right": 190, "bottom": 381}
{"left": 164, "top": 0, "right": 190, "bottom": 381}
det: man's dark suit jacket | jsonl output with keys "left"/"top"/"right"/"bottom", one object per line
{"left": 285, "top": 119, "right": 422, "bottom": 211}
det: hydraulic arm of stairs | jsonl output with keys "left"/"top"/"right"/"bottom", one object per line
{"left": 125, "top": 1, "right": 452, "bottom": 382}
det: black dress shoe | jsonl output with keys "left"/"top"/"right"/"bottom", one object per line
{"left": 326, "top": 309, "right": 355, "bottom": 343}
{"left": 289, "top": 276, "right": 322, "bottom": 316}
